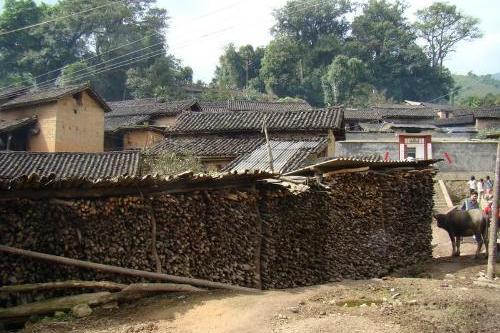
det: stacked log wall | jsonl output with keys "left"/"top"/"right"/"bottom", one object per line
{"left": 0, "top": 169, "right": 434, "bottom": 296}
{"left": 258, "top": 169, "right": 434, "bottom": 288}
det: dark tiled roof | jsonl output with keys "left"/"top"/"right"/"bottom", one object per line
{"left": 375, "top": 107, "right": 438, "bottom": 118}
{"left": 468, "top": 106, "right": 500, "bottom": 118}
{"left": 434, "top": 114, "right": 475, "bottom": 127}
{"left": 198, "top": 100, "right": 312, "bottom": 112}
{"left": 171, "top": 108, "right": 344, "bottom": 134}
{"left": 224, "top": 138, "right": 327, "bottom": 174}
{"left": 148, "top": 136, "right": 265, "bottom": 158}
{"left": 105, "top": 99, "right": 199, "bottom": 131}
{"left": 0, "top": 151, "right": 141, "bottom": 180}
{"left": 0, "top": 117, "right": 37, "bottom": 134}
{"left": 105, "top": 114, "right": 151, "bottom": 132}
{"left": 107, "top": 98, "right": 198, "bottom": 117}
{"left": 345, "top": 110, "right": 381, "bottom": 120}
{"left": 0, "top": 84, "right": 111, "bottom": 112}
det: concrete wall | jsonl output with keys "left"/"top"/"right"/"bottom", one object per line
{"left": 0, "top": 104, "right": 57, "bottom": 152}
{"left": 123, "top": 129, "right": 164, "bottom": 150}
{"left": 345, "top": 131, "right": 474, "bottom": 141}
{"left": 335, "top": 141, "right": 400, "bottom": 160}
{"left": 336, "top": 139, "right": 498, "bottom": 173}
{"left": 55, "top": 92, "right": 105, "bottom": 152}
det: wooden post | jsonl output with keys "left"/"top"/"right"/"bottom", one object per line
{"left": 487, "top": 140, "right": 500, "bottom": 279}
{"left": 0, "top": 245, "right": 258, "bottom": 293}
{"left": 262, "top": 115, "right": 274, "bottom": 173}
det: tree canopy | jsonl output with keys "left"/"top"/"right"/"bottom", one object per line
{"left": 0, "top": 0, "right": 192, "bottom": 100}
{"left": 212, "top": 0, "right": 479, "bottom": 106}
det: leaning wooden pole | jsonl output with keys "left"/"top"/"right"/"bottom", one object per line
{"left": 0, "top": 245, "right": 258, "bottom": 293}
{"left": 487, "top": 141, "right": 500, "bottom": 279}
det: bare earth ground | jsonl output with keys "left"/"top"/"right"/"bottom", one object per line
{"left": 19, "top": 223, "right": 500, "bottom": 333}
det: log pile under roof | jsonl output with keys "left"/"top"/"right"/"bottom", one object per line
{"left": 0, "top": 162, "right": 435, "bottom": 307}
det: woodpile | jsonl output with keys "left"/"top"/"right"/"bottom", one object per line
{"left": 258, "top": 169, "right": 434, "bottom": 289}
{"left": 0, "top": 167, "right": 434, "bottom": 303}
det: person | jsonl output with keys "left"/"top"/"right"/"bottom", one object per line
{"left": 477, "top": 178, "right": 485, "bottom": 203}
{"left": 461, "top": 191, "right": 479, "bottom": 211}
{"left": 462, "top": 191, "right": 480, "bottom": 243}
{"left": 485, "top": 176, "right": 494, "bottom": 199}
{"left": 468, "top": 176, "right": 477, "bottom": 194}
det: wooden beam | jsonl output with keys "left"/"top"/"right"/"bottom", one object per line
{"left": 0, "top": 245, "right": 259, "bottom": 293}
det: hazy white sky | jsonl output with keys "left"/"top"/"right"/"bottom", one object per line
{"left": 3, "top": 0, "right": 499, "bottom": 82}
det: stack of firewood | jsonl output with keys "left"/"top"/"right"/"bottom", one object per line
{"left": 0, "top": 167, "right": 434, "bottom": 299}
{"left": 258, "top": 168, "right": 434, "bottom": 289}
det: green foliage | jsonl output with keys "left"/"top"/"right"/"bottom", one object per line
{"left": 200, "top": 86, "right": 274, "bottom": 102}
{"left": 453, "top": 72, "right": 500, "bottom": 102}
{"left": 0, "top": 0, "right": 192, "bottom": 100}
{"left": 126, "top": 56, "right": 192, "bottom": 99}
{"left": 348, "top": 0, "right": 453, "bottom": 102}
{"left": 260, "top": 37, "right": 303, "bottom": 98}
{"left": 322, "top": 55, "right": 366, "bottom": 105}
{"left": 271, "top": 0, "right": 352, "bottom": 47}
{"left": 214, "top": 44, "right": 265, "bottom": 90}
{"left": 459, "top": 94, "right": 500, "bottom": 108}
{"left": 415, "top": 2, "right": 482, "bottom": 68}
{"left": 142, "top": 151, "right": 204, "bottom": 176}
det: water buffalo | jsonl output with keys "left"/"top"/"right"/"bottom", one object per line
{"left": 434, "top": 208, "right": 488, "bottom": 258}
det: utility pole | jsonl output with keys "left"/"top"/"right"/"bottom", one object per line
{"left": 487, "top": 139, "right": 500, "bottom": 279}
{"left": 262, "top": 115, "right": 274, "bottom": 173}
{"left": 245, "top": 59, "right": 249, "bottom": 89}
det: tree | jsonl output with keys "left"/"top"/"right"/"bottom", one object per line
{"left": 0, "top": 0, "right": 190, "bottom": 101}
{"left": 259, "top": 38, "right": 303, "bottom": 97}
{"left": 271, "top": 0, "right": 352, "bottom": 47}
{"left": 415, "top": 2, "right": 482, "bottom": 68}
{"left": 322, "top": 55, "right": 366, "bottom": 105}
{"left": 348, "top": 0, "right": 453, "bottom": 101}
{"left": 214, "top": 44, "right": 265, "bottom": 89}
{"left": 126, "top": 56, "right": 192, "bottom": 99}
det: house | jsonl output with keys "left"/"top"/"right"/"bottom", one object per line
{"left": 0, "top": 84, "right": 110, "bottom": 152}
{"left": 153, "top": 107, "right": 345, "bottom": 172}
{"left": 104, "top": 98, "right": 201, "bottom": 150}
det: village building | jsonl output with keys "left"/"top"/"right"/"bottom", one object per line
{"left": 0, "top": 84, "right": 110, "bottom": 152}
{"left": 151, "top": 107, "right": 345, "bottom": 172}
{"left": 104, "top": 98, "right": 201, "bottom": 150}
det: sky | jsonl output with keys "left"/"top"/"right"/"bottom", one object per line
{"left": 2, "top": 0, "right": 500, "bottom": 82}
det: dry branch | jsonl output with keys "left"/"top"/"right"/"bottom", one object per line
{"left": 0, "top": 281, "right": 126, "bottom": 294}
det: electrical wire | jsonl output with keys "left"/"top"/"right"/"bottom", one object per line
{"left": 0, "top": 0, "right": 126, "bottom": 37}
{"left": 0, "top": 0, "right": 336, "bottom": 97}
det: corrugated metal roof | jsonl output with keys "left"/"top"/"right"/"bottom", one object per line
{"left": 284, "top": 157, "right": 439, "bottom": 176}
{"left": 225, "top": 138, "right": 327, "bottom": 174}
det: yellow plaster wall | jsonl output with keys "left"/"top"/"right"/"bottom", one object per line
{"left": 152, "top": 115, "right": 178, "bottom": 128}
{"left": 0, "top": 105, "right": 57, "bottom": 152}
{"left": 54, "top": 92, "right": 105, "bottom": 152}
{"left": 123, "top": 130, "right": 164, "bottom": 150}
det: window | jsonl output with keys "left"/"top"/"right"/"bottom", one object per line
{"left": 406, "top": 147, "right": 416, "bottom": 159}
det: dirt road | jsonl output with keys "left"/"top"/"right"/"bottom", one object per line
{"left": 21, "top": 223, "right": 500, "bottom": 333}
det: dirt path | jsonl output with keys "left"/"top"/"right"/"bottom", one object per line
{"left": 20, "top": 224, "right": 500, "bottom": 333}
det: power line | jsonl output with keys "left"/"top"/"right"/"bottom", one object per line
{"left": 0, "top": 0, "right": 334, "bottom": 96}
{"left": 0, "top": 0, "right": 126, "bottom": 37}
